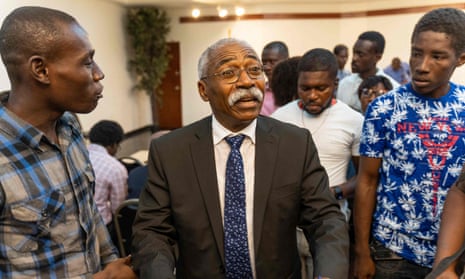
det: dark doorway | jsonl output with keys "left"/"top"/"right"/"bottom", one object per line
{"left": 153, "top": 41, "right": 182, "bottom": 130}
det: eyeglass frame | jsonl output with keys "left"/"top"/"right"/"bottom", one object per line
{"left": 360, "top": 88, "right": 387, "bottom": 98}
{"left": 200, "top": 65, "right": 265, "bottom": 84}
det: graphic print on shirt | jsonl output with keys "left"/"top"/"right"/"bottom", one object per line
{"left": 398, "top": 117, "right": 459, "bottom": 215}
{"left": 360, "top": 83, "right": 465, "bottom": 267}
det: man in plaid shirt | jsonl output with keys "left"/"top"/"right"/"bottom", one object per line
{"left": 0, "top": 6, "right": 136, "bottom": 278}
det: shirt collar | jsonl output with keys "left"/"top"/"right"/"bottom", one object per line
{"left": 0, "top": 104, "right": 44, "bottom": 149}
{"left": 88, "top": 143, "right": 109, "bottom": 154}
{"left": 0, "top": 103, "right": 81, "bottom": 150}
{"left": 212, "top": 115, "right": 257, "bottom": 145}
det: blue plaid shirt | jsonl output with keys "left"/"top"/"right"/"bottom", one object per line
{"left": 0, "top": 104, "right": 118, "bottom": 278}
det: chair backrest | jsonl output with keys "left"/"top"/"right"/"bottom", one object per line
{"left": 127, "top": 165, "right": 148, "bottom": 199}
{"left": 118, "top": 156, "right": 143, "bottom": 173}
{"left": 113, "top": 198, "right": 139, "bottom": 257}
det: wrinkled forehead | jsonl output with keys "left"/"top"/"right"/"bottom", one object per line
{"left": 354, "top": 39, "right": 376, "bottom": 52}
{"left": 209, "top": 42, "right": 261, "bottom": 70}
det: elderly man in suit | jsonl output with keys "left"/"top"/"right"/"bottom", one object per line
{"left": 131, "top": 38, "right": 349, "bottom": 279}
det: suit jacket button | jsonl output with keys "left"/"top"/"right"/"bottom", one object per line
{"left": 219, "top": 265, "right": 225, "bottom": 273}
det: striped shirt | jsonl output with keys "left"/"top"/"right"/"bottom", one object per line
{"left": 0, "top": 105, "right": 118, "bottom": 278}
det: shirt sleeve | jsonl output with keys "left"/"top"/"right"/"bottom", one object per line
{"left": 351, "top": 113, "right": 364, "bottom": 157}
{"left": 359, "top": 96, "right": 390, "bottom": 158}
{"left": 93, "top": 200, "right": 119, "bottom": 264}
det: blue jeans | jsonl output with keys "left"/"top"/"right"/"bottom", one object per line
{"left": 374, "top": 259, "right": 431, "bottom": 279}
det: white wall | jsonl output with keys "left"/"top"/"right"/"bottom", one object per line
{"left": 0, "top": 0, "right": 152, "bottom": 133}
{"left": 165, "top": 4, "right": 465, "bottom": 125}
{"left": 1, "top": 1, "right": 465, "bottom": 131}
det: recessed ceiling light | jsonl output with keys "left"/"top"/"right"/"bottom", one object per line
{"left": 235, "top": 6, "right": 245, "bottom": 16}
{"left": 218, "top": 8, "right": 228, "bottom": 18}
{"left": 192, "top": 8, "right": 200, "bottom": 18}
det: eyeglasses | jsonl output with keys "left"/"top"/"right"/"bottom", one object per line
{"left": 201, "top": 65, "right": 264, "bottom": 84}
{"left": 361, "top": 88, "right": 387, "bottom": 98}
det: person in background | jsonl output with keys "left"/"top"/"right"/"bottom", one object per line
{"left": 357, "top": 75, "right": 393, "bottom": 115}
{"left": 131, "top": 37, "right": 349, "bottom": 279}
{"left": 0, "top": 6, "right": 135, "bottom": 278}
{"left": 272, "top": 47, "right": 363, "bottom": 222}
{"left": 260, "top": 40, "right": 289, "bottom": 116}
{"left": 270, "top": 56, "right": 301, "bottom": 107}
{"left": 337, "top": 31, "right": 399, "bottom": 112}
{"left": 126, "top": 129, "right": 171, "bottom": 200}
{"left": 353, "top": 7, "right": 465, "bottom": 279}
{"left": 88, "top": 120, "right": 128, "bottom": 238}
{"left": 271, "top": 48, "right": 363, "bottom": 277}
{"left": 384, "top": 57, "right": 411, "bottom": 84}
{"left": 334, "top": 44, "right": 351, "bottom": 81}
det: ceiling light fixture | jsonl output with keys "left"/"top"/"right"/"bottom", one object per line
{"left": 191, "top": 8, "right": 200, "bottom": 18}
{"left": 218, "top": 8, "right": 228, "bottom": 18}
{"left": 235, "top": 6, "right": 245, "bottom": 17}
{"left": 190, "top": 5, "right": 245, "bottom": 19}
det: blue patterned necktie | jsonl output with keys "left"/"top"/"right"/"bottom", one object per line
{"left": 224, "top": 134, "right": 253, "bottom": 279}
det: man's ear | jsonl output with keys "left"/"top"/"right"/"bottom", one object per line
{"left": 198, "top": 80, "right": 209, "bottom": 102}
{"left": 29, "top": 55, "right": 50, "bottom": 84}
{"left": 456, "top": 52, "right": 465, "bottom": 67}
{"left": 333, "top": 78, "right": 339, "bottom": 97}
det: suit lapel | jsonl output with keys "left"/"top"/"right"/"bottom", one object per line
{"left": 190, "top": 117, "right": 225, "bottom": 263}
{"left": 253, "top": 117, "right": 279, "bottom": 253}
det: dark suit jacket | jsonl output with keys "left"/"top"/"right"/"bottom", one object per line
{"left": 132, "top": 116, "right": 349, "bottom": 279}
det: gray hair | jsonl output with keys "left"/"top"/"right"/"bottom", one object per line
{"left": 197, "top": 38, "right": 254, "bottom": 80}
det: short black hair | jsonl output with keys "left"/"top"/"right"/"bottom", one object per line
{"left": 333, "top": 44, "right": 348, "bottom": 55}
{"left": 0, "top": 6, "right": 79, "bottom": 65}
{"left": 89, "top": 120, "right": 124, "bottom": 147}
{"left": 357, "top": 75, "right": 393, "bottom": 97}
{"left": 412, "top": 7, "right": 465, "bottom": 55}
{"left": 262, "top": 41, "right": 289, "bottom": 57}
{"left": 0, "top": 6, "right": 81, "bottom": 83}
{"left": 298, "top": 48, "right": 338, "bottom": 79}
{"left": 270, "top": 56, "right": 301, "bottom": 106}
{"left": 358, "top": 31, "right": 385, "bottom": 54}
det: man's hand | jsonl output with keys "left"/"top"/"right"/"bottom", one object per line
{"left": 94, "top": 256, "right": 137, "bottom": 279}
{"left": 353, "top": 253, "right": 376, "bottom": 279}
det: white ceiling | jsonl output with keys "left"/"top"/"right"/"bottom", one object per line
{"left": 105, "top": 0, "right": 465, "bottom": 14}
{"left": 108, "top": 0, "right": 366, "bottom": 9}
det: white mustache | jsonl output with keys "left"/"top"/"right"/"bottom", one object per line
{"left": 228, "top": 88, "right": 263, "bottom": 107}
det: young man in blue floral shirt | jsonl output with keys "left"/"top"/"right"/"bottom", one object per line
{"left": 353, "top": 7, "right": 465, "bottom": 279}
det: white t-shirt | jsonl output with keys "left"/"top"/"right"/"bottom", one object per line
{"left": 271, "top": 99, "right": 364, "bottom": 218}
